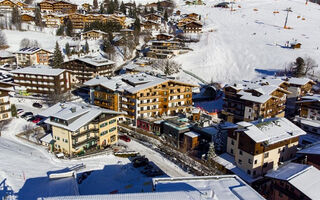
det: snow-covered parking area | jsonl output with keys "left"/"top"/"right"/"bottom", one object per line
{"left": 0, "top": 118, "right": 189, "bottom": 199}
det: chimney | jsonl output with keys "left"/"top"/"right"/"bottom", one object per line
{"left": 71, "top": 107, "right": 76, "bottom": 113}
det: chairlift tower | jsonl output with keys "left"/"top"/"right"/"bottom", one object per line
{"left": 284, "top": 7, "right": 292, "bottom": 29}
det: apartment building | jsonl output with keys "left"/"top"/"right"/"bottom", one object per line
{"left": 0, "top": 87, "right": 11, "bottom": 121}
{"left": 0, "top": 0, "right": 17, "bottom": 13}
{"left": 38, "top": 0, "right": 77, "bottom": 14}
{"left": 148, "top": 40, "right": 188, "bottom": 59}
{"left": 15, "top": 47, "right": 53, "bottom": 67}
{"left": 294, "top": 94, "right": 320, "bottom": 136}
{"left": 227, "top": 117, "right": 306, "bottom": 178}
{"left": 265, "top": 163, "right": 320, "bottom": 200}
{"left": 62, "top": 55, "right": 115, "bottom": 83}
{"left": 80, "top": 30, "right": 108, "bottom": 40}
{"left": 84, "top": 73, "right": 196, "bottom": 122}
{"left": 40, "top": 102, "right": 123, "bottom": 156}
{"left": 178, "top": 21, "right": 203, "bottom": 33}
{"left": 223, "top": 78, "right": 291, "bottom": 123}
{"left": 0, "top": 50, "right": 16, "bottom": 66}
{"left": 12, "top": 65, "right": 71, "bottom": 95}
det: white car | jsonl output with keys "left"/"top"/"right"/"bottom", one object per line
{"left": 17, "top": 109, "right": 24, "bottom": 115}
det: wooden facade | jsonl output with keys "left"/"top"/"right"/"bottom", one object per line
{"left": 39, "top": 0, "right": 77, "bottom": 14}
{"left": 0, "top": 88, "right": 11, "bottom": 121}
{"left": 21, "top": 13, "right": 35, "bottom": 22}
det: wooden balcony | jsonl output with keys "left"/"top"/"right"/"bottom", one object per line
{"left": 138, "top": 108, "right": 160, "bottom": 114}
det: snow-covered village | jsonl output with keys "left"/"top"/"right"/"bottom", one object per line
{"left": 0, "top": 0, "right": 320, "bottom": 198}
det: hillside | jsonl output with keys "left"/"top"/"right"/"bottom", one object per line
{"left": 174, "top": 0, "right": 320, "bottom": 82}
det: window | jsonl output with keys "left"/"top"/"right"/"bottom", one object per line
{"left": 253, "top": 171, "right": 256, "bottom": 176}
{"left": 239, "top": 150, "right": 243, "bottom": 155}
{"left": 254, "top": 160, "right": 257, "bottom": 164}
{"left": 248, "top": 159, "right": 252, "bottom": 164}
{"left": 110, "top": 135, "right": 116, "bottom": 142}
{"left": 247, "top": 170, "right": 251, "bottom": 175}
{"left": 264, "top": 152, "right": 269, "bottom": 158}
{"left": 263, "top": 162, "right": 268, "bottom": 168}
{"left": 238, "top": 159, "right": 242, "bottom": 165}
{"left": 231, "top": 140, "right": 234, "bottom": 145}
{"left": 230, "top": 149, "right": 233, "bottom": 154}
{"left": 109, "top": 127, "right": 116, "bottom": 132}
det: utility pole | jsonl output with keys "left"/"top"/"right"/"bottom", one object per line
{"left": 283, "top": 7, "right": 292, "bottom": 29}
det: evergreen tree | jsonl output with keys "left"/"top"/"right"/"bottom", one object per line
{"left": 65, "top": 19, "right": 73, "bottom": 37}
{"left": 144, "top": 6, "right": 148, "bottom": 14}
{"left": 65, "top": 42, "right": 71, "bottom": 56}
{"left": 102, "top": 38, "right": 114, "bottom": 59}
{"left": 207, "top": 142, "right": 216, "bottom": 161}
{"left": 53, "top": 42, "right": 64, "bottom": 68}
{"left": 0, "top": 30, "right": 7, "bottom": 48}
{"left": 34, "top": 7, "right": 42, "bottom": 27}
{"left": 84, "top": 40, "right": 89, "bottom": 54}
{"left": 56, "top": 25, "right": 64, "bottom": 35}
{"left": 157, "top": 1, "right": 162, "bottom": 11}
{"left": 293, "top": 57, "right": 305, "bottom": 77}
{"left": 120, "top": 1, "right": 126, "bottom": 15}
{"left": 164, "top": 9, "right": 168, "bottom": 21}
{"left": 150, "top": 7, "right": 155, "bottom": 13}
{"left": 99, "top": 4, "right": 105, "bottom": 14}
{"left": 11, "top": 104, "right": 17, "bottom": 117}
{"left": 114, "top": 0, "right": 119, "bottom": 11}
{"left": 133, "top": 16, "right": 140, "bottom": 33}
{"left": 93, "top": 0, "right": 98, "bottom": 9}
{"left": 128, "top": 7, "right": 133, "bottom": 18}
{"left": 107, "top": 0, "right": 115, "bottom": 14}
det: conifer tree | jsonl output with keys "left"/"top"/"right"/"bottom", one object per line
{"left": 293, "top": 57, "right": 305, "bottom": 77}
{"left": 56, "top": 25, "right": 64, "bottom": 35}
{"left": 34, "top": 7, "right": 42, "bottom": 27}
{"left": 164, "top": 9, "right": 168, "bottom": 21}
{"left": 65, "top": 19, "right": 73, "bottom": 37}
{"left": 120, "top": 1, "right": 126, "bottom": 15}
{"left": 65, "top": 42, "right": 71, "bottom": 56}
{"left": 114, "top": 0, "right": 119, "bottom": 11}
{"left": 93, "top": 0, "right": 98, "bottom": 9}
{"left": 53, "top": 42, "right": 64, "bottom": 68}
{"left": 11, "top": 7, "right": 21, "bottom": 30}
{"left": 84, "top": 40, "right": 89, "bottom": 54}
{"left": 99, "top": 4, "right": 105, "bottom": 14}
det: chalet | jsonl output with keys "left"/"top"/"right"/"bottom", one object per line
{"left": 43, "top": 14, "right": 64, "bottom": 28}
{"left": 175, "top": 10, "right": 181, "bottom": 15}
{"left": 84, "top": 73, "right": 196, "bottom": 122}
{"left": 80, "top": 30, "right": 108, "bottom": 40}
{"left": 227, "top": 117, "right": 306, "bottom": 178}
{"left": 62, "top": 55, "right": 115, "bottom": 83}
{"left": 12, "top": 65, "right": 71, "bottom": 95}
{"left": 148, "top": 40, "right": 187, "bottom": 59}
{"left": 156, "top": 33, "right": 173, "bottom": 41}
{"left": 0, "top": 50, "right": 16, "bottom": 66}
{"left": 15, "top": 47, "right": 53, "bottom": 67}
{"left": 145, "top": 2, "right": 157, "bottom": 11}
{"left": 0, "top": 0, "right": 17, "bottom": 12}
{"left": 39, "top": 0, "right": 77, "bottom": 14}
{"left": 187, "top": 13, "right": 200, "bottom": 20}
{"left": 265, "top": 163, "right": 320, "bottom": 200}
{"left": 20, "top": 13, "right": 35, "bottom": 22}
{"left": 178, "top": 21, "right": 202, "bottom": 33}
{"left": 137, "top": 117, "right": 164, "bottom": 135}
{"left": 144, "top": 13, "right": 162, "bottom": 23}
{"left": 67, "top": 13, "right": 85, "bottom": 29}
{"left": 119, "top": 28, "right": 133, "bottom": 37}
{"left": 223, "top": 78, "right": 291, "bottom": 123}
{"left": 81, "top": 3, "right": 92, "bottom": 12}
{"left": 141, "top": 20, "right": 161, "bottom": 31}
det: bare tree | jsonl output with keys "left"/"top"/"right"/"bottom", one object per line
{"left": 20, "top": 38, "right": 40, "bottom": 49}
{"left": 151, "top": 59, "right": 181, "bottom": 75}
{"left": 0, "top": 30, "right": 7, "bottom": 49}
{"left": 304, "top": 57, "right": 318, "bottom": 75}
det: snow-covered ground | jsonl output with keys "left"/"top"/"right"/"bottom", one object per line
{"left": 174, "top": 0, "right": 320, "bottom": 82}
{"left": 0, "top": 115, "right": 189, "bottom": 199}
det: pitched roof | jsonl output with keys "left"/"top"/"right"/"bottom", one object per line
{"left": 40, "top": 102, "right": 123, "bottom": 132}
{"left": 11, "top": 65, "right": 65, "bottom": 76}
{"left": 67, "top": 55, "right": 115, "bottom": 67}
{"left": 266, "top": 163, "right": 320, "bottom": 199}
{"left": 84, "top": 73, "right": 196, "bottom": 94}
{"left": 237, "top": 117, "right": 306, "bottom": 144}
{"left": 15, "top": 47, "right": 52, "bottom": 54}
{"left": 298, "top": 142, "right": 320, "bottom": 155}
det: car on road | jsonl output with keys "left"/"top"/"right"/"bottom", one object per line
{"left": 133, "top": 156, "right": 149, "bottom": 168}
{"left": 17, "top": 109, "right": 24, "bottom": 115}
{"left": 21, "top": 112, "right": 33, "bottom": 119}
{"left": 32, "top": 102, "right": 43, "bottom": 108}
{"left": 119, "top": 135, "right": 131, "bottom": 142}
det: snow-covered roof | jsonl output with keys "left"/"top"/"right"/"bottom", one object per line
{"left": 299, "top": 94, "right": 320, "bottom": 103}
{"left": 39, "top": 175, "right": 265, "bottom": 200}
{"left": 237, "top": 117, "right": 306, "bottom": 144}
{"left": 184, "top": 131, "right": 199, "bottom": 138}
{"left": 266, "top": 163, "right": 320, "bottom": 199}
{"left": 15, "top": 47, "right": 52, "bottom": 54}
{"left": 40, "top": 102, "right": 123, "bottom": 132}
{"left": 81, "top": 29, "right": 108, "bottom": 35}
{"left": 69, "top": 55, "right": 115, "bottom": 67}
{"left": 298, "top": 142, "right": 320, "bottom": 155}
{"left": 0, "top": 50, "right": 14, "bottom": 58}
{"left": 84, "top": 73, "right": 196, "bottom": 94}
{"left": 11, "top": 65, "right": 66, "bottom": 76}
{"left": 294, "top": 116, "right": 320, "bottom": 128}
{"left": 40, "top": 133, "right": 53, "bottom": 144}
{"left": 287, "top": 77, "right": 314, "bottom": 86}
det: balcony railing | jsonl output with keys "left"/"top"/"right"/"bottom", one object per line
{"left": 73, "top": 136, "right": 99, "bottom": 148}
{"left": 72, "top": 128, "right": 99, "bottom": 139}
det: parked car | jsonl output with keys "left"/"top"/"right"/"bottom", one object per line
{"left": 119, "top": 135, "right": 131, "bottom": 142}
{"left": 32, "top": 117, "right": 42, "bottom": 124}
{"left": 133, "top": 156, "right": 149, "bottom": 168}
{"left": 32, "top": 103, "right": 43, "bottom": 108}
{"left": 17, "top": 109, "right": 24, "bottom": 115}
{"left": 21, "top": 112, "right": 33, "bottom": 118}
{"left": 27, "top": 116, "right": 36, "bottom": 122}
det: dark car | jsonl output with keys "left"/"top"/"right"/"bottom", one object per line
{"left": 119, "top": 135, "right": 131, "bottom": 142}
{"left": 133, "top": 157, "right": 149, "bottom": 168}
{"left": 21, "top": 112, "right": 33, "bottom": 118}
{"left": 32, "top": 102, "right": 43, "bottom": 108}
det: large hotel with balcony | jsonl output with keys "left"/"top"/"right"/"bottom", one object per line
{"left": 12, "top": 65, "right": 71, "bottom": 95}
{"left": 84, "top": 73, "right": 197, "bottom": 122}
